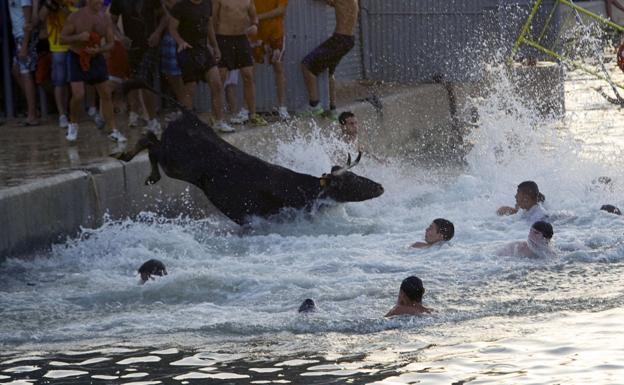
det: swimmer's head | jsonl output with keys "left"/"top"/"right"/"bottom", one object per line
{"left": 601, "top": 204, "right": 622, "bottom": 215}
{"left": 338, "top": 111, "right": 358, "bottom": 139}
{"left": 298, "top": 298, "right": 317, "bottom": 313}
{"left": 516, "top": 181, "right": 545, "bottom": 209}
{"left": 530, "top": 221, "right": 553, "bottom": 240}
{"left": 400, "top": 276, "right": 425, "bottom": 303}
{"left": 425, "top": 218, "right": 454, "bottom": 244}
{"left": 138, "top": 259, "right": 167, "bottom": 284}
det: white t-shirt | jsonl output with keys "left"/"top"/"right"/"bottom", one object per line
{"left": 521, "top": 203, "right": 549, "bottom": 224}
{"left": 9, "top": 0, "right": 33, "bottom": 39}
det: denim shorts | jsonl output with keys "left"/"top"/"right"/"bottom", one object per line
{"left": 160, "top": 32, "right": 181, "bottom": 76}
{"left": 51, "top": 51, "right": 68, "bottom": 86}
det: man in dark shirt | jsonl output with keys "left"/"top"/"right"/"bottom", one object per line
{"left": 169, "top": 0, "right": 234, "bottom": 132}
{"left": 110, "top": 0, "right": 167, "bottom": 135}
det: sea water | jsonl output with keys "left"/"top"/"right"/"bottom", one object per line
{"left": 1, "top": 66, "right": 624, "bottom": 384}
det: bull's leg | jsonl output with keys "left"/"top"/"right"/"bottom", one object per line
{"left": 110, "top": 134, "right": 151, "bottom": 162}
{"left": 145, "top": 148, "right": 162, "bottom": 185}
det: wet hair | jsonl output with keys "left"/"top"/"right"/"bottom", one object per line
{"left": 298, "top": 298, "right": 316, "bottom": 313}
{"left": 531, "top": 221, "right": 553, "bottom": 239}
{"left": 601, "top": 204, "right": 622, "bottom": 215}
{"left": 400, "top": 276, "right": 425, "bottom": 303}
{"left": 518, "top": 181, "right": 545, "bottom": 203}
{"left": 138, "top": 259, "right": 167, "bottom": 278}
{"left": 433, "top": 218, "right": 454, "bottom": 241}
{"left": 338, "top": 111, "right": 355, "bottom": 125}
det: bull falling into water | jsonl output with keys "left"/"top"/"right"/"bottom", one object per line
{"left": 112, "top": 84, "right": 384, "bottom": 225}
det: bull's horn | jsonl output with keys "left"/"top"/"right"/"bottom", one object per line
{"left": 332, "top": 151, "right": 363, "bottom": 176}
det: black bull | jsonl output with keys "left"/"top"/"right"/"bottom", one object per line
{"left": 112, "top": 95, "right": 384, "bottom": 225}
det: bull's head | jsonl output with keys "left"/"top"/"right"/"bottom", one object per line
{"left": 319, "top": 152, "right": 384, "bottom": 202}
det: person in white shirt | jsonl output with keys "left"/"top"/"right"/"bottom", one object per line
{"left": 497, "top": 221, "right": 555, "bottom": 258}
{"left": 497, "top": 181, "right": 548, "bottom": 223}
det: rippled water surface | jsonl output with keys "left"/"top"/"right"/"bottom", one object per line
{"left": 1, "top": 64, "right": 624, "bottom": 384}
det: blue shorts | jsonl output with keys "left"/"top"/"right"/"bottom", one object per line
{"left": 51, "top": 52, "right": 68, "bottom": 86}
{"left": 67, "top": 50, "right": 108, "bottom": 85}
{"left": 13, "top": 36, "right": 38, "bottom": 74}
{"left": 302, "top": 33, "right": 355, "bottom": 76}
{"left": 160, "top": 32, "right": 181, "bottom": 76}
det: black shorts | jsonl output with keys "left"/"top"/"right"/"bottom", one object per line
{"left": 216, "top": 34, "right": 253, "bottom": 70}
{"left": 67, "top": 50, "right": 108, "bottom": 85}
{"left": 302, "top": 33, "right": 355, "bottom": 75}
{"left": 177, "top": 45, "right": 217, "bottom": 83}
{"left": 128, "top": 47, "right": 159, "bottom": 83}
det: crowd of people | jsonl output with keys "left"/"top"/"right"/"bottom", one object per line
{"left": 6, "top": 0, "right": 359, "bottom": 142}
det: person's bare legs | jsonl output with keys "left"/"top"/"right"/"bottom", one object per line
{"left": 69, "top": 81, "right": 85, "bottom": 123}
{"left": 165, "top": 75, "right": 185, "bottom": 101}
{"left": 94, "top": 81, "right": 117, "bottom": 132}
{"left": 329, "top": 72, "right": 336, "bottom": 109}
{"left": 301, "top": 63, "right": 318, "bottom": 103}
{"left": 240, "top": 66, "right": 255, "bottom": 115}
{"left": 206, "top": 66, "right": 225, "bottom": 121}
{"left": 141, "top": 90, "right": 157, "bottom": 120}
{"left": 225, "top": 83, "right": 238, "bottom": 114}
{"left": 54, "top": 85, "right": 68, "bottom": 117}
{"left": 23, "top": 73, "right": 37, "bottom": 123}
{"left": 180, "top": 82, "right": 196, "bottom": 110}
{"left": 272, "top": 61, "right": 286, "bottom": 107}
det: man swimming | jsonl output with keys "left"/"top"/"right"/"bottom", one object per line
{"left": 497, "top": 221, "right": 555, "bottom": 258}
{"left": 497, "top": 181, "right": 548, "bottom": 223}
{"left": 601, "top": 204, "right": 622, "bottom": 215}
{"left": 138, "top": 259, "right": 167, "bottom": 284}
{"left": 411, "top": 218, "right": 454, "bottom": 249}
{"left": 385, "top": 276, "right": 432, "bottom": 317}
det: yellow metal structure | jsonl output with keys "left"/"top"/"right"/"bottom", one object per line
{"left": 509, "top": 0, "right": 624, "bottom": 89}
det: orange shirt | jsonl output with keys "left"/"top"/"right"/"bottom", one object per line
{"left": 255, "top": 0, "right": 287, "bottom": 33}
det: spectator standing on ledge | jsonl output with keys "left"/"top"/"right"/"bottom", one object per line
{"left": 39, "top": 0, "right": 76, "bottom": 129}
{"left": 249, "top": 0, "right": 290, "bottom": 121}
{"left": 9, "top": 0, "right": 40, "bottom": 126}
{"left": 109, "top": 0, "right": 167, "bottom": 135}
{"left": 61, "top": 0, "right": 126, "bottom": 142}
{"left": 213, "top": 0, "right": 267, "bottom": 126}
{"left": 169, "top": 0, "right": 235, "bottom": 133}
{"left": 300, "top": 0, "right": 358, "bottom": 119}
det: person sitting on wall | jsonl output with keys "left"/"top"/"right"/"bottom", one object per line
{"left": 385, "top": 276, "right": 432, "bottom": 317}
{"left": 497, "top": 221, "right": 555, "bottom": 258}
{"left": 411, "top": 218, "right": 454, "bottom": 249}
{"left": 497, "top": 181, "right": 548, "bottom": 223}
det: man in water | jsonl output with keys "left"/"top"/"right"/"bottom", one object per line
{"left": 411, "top": 218, "right": 454, "bottom": 249}
{"left": 298, "top": 298, "right": 316, "bottom": 313}
{"left": 601, "top": 204, "right": 621, "bottom": 215}
{"left": 138, "top": 259, "right": 168, "bottom": 284}
{"left": 300, "top": 0, "right": 358, "bottom": 118}
{"left": 497, "top": 221, "right": 554, "bottom": 258}
{"left": 60, "top": 0, "right": 126, "bottom": 142}
{"left": 338, "top": 111, "right": 358, "bottom": 144}
{"left": 497, "top": 181, "right": 548, "bottom": 223}
{"left": 385, "top": 276, "right": 432, "bottom": 317}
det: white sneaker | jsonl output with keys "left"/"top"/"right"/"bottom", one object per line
{"left": 146, "top": 118, "right": 162, "bottom": 135}
{"left": 297, "top": 103, "right": 324, "bottom": 117}
{"left": 108, "top": 129, "right": 127, "bottom": 142}
{"left": 128, "top": 111, "right": 146, "bottom": 127}
{"left": 94, "top": 113, "right": 106, "bottom": 130}
{"left": 59, "top": 114, "right": 69, "bottom": 128}
{"left": 214, "top": 120, "right": 235, "bottom": 133}
{"left": 87, "top": 106, "right": 98, "bottom": 117}
{"left": 66, "top": 123, "right": 78, "bottom": 142}
{"left": 278, "top": 106, "right": 290, "bottom": 120}
{"left": 229, "top": 108, "right": 249, "bottom": 125}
